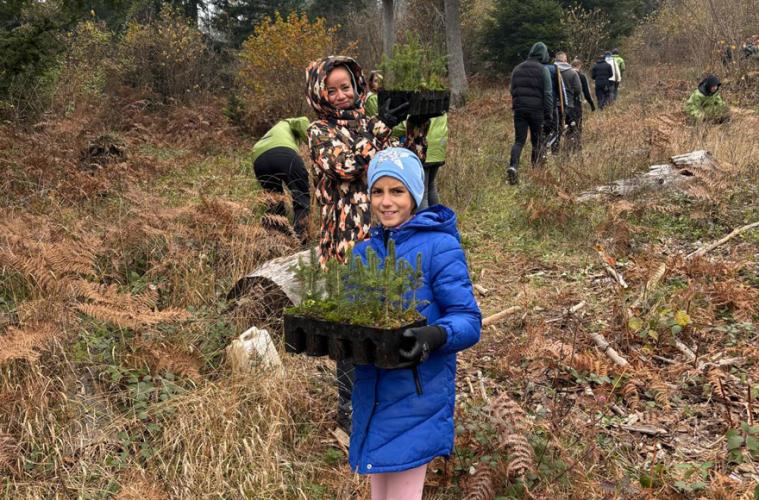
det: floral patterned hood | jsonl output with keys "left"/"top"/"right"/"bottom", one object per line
{"left": 305, "top": 55, "right": 368, "bottom": 123}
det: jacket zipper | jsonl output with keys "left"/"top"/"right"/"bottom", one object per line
{"left": 383, "top": 228, "right": 424, "bottom": 396}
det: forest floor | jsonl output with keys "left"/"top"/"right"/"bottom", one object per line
{"left": 1, "top": 64, "right": 759, "bottom": 499}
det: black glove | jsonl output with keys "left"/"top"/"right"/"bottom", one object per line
{"left": 379, "top": 99, "right": 410, "bottom": 128}
{"left": 399, "top": 325, "right": 447, "bottom": 363}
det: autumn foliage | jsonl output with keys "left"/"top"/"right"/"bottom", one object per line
{"left": 235, "top": 12, "right": 338, "bottom": 133}
{"left": 117, "top": 5, "right": 208, "bottom": 101}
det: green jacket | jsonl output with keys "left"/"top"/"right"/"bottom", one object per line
{"left": 250, "top": 117, "right": 309, "bottom": 164}
{"left": 365, "top": 92, "right": 409, "bottom": 139}
{"left": 424, "top": 114, "right": 448, "bottom": 164}
{"left": 612, "top": 55, "right": 625, "bottom": 75}
{"left": 684, "top": 89, "right": 728, "bottom": 122}
{"left": 364, "top": 92, "right": 379, "bottom": 117}
{"left": 386, "top": 114, "right": 448, "bottom": 164}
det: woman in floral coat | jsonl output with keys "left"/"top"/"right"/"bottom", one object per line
{"left": 305, "top": 55, "right": 408, "bottom": 432}
{"left": 305, "top": 56, "right": 407, "bottom": 267}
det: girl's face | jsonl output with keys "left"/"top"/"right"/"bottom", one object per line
{"left": 325, "top": 67, "right": 356, "bottom": 110}
{"left": 371, "top": 176, "right": 414, "bottom": 228}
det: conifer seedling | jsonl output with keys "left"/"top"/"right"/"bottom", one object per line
{"left": 289, "top": 244, "right": 425, "bottom": 329}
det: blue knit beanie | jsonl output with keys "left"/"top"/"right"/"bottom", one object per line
{"left": 368, "top": 148, "right": 425, "bottom": 208}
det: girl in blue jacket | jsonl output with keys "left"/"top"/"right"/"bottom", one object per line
{"left": 351, "top": 147, "right": 481, "bottom": 499}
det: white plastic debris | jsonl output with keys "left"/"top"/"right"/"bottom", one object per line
{"left": 227, "top": 326, "right": 283, "bottom": 375}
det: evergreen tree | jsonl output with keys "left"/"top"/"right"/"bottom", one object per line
{"left": 0, "top": 1, "right": 64, "bottom": 99}
{"left": 479, "top": 0, "right": 565, "bottom": 74}
{"left": 559, "top": 0, "right": 660, "bottom": 44}
{"left": 208, "top": 0, "right": 305, "bottom": 47}
{"left": 307, "top": 0, "right": 372, "bottom": 26}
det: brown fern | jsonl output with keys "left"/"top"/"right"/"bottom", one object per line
{"left": 621, "top": 381, "right": 640, "bottom": 410}
{"left": 0, "top": 323, "right": 59, "bottom": 365}
{"left": 571, "top": 352, "right": 609, "bottom": 377}
{"left": 0, "top": 251, "right": 61, "bottom": 293}
{"left": 489, "top": 392, "right": 530, "bottom": 433}
{"left": 76, "top": 303, "right": 190, "bottom": 329}
{"left": 500, "top": 433, "right": 534, "bottom": 478}
{"left": 463, "top": 463, "right": 496, "bottom": 500}
{"left": 488, "top": 393, "right": 535, "bottom": 478}
{"left": 648, "top": 379, "right": 671, "bottom": 411}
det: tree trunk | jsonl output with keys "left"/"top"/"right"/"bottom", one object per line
{"left": 382, "top": 0, "right": 395, "bottom": 60}
{"left": 444, "top": 0, "right": 468, "bottom": 107}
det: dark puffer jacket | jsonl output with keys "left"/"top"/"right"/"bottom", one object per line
{"left": 510, "top": 42, "right": 553, "bottom": 119}
{"left": 591, "top": 57, "right": 613, "bottom": 89}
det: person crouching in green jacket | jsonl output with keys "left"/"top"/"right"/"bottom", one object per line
{"left": 684, "top": 75, "right": 730, "bottom": 124}
{"left": 251, "top": 117, "right": 310, "bottom": 241}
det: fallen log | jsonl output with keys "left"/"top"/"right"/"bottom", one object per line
{"left": 686, "top": 221, "right": 759, "bottom": 260}
{"left": 577, "top": 150, "right": 719, "bottom": 202}
{"left": 227, "top": 249, "right": 313, "bottom": 305}
{"left": 589, "top": 331, "right": 629, "bottom": 368}
{"left": 618, "top": 423, "right": 668, "bottom": 436}
{"left": 482, "top": 306, "right": 523, "bottom": 327}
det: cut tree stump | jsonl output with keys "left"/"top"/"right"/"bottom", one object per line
{"left": 227, "top": 249, "right": 313, "bottom": 306}
{"left": 577, "top": 150, "right": 720, "bottom": 202}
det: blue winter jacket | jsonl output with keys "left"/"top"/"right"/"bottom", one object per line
{"left": 349, "top": 205, "right": 482, "bottom": 474}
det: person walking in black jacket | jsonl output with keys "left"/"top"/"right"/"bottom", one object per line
{"left": 508, "top": 42, "right": 553, "bottom": 185}
{"left": 591, "top": 52, "right": 614, "bottom": 109}
{"left": 569, "top": 58, "right": 595, "bottom": 151}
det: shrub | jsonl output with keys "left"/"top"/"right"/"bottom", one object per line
{"left": 116, "top": 5, "right": 208, "bottom": 102}
{"left": 0, "top": 1, "right": 65, "bottom": 121}
{"left": 51, "top": 20, "right": 113, "bottom": 116}
{"left": 478, "top": 0, "right": 566, "bottom": 74}
{"left": 235, "top": 11, "right": 337, "bottom": 133}
{"left": 627, "top": 0, "right": 759, "bottom": 73}
{"left": 561, "top": 3, "right": 611, "bottom": 64}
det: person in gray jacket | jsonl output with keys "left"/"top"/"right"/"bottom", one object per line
{"left": 554, "top": 52, "right": 582, "bottom": 153}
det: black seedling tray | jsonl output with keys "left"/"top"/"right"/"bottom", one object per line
{"left": 378, "top": 90, "right": 450, "bottom": 120}
{"left": 284, "top": 313, "right": 426, "bottom": 369}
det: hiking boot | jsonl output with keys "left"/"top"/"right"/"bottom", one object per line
{"left": 507, "top": 167, "right": 518, "bottom": 185}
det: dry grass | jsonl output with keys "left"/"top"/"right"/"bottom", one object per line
{"left": 2, "top": 56, "right": 759, "bottom": 499}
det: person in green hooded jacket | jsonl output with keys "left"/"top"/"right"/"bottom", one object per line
{"left": 684, "top": 75, "right": 730, "bottom": 123}
{"left": 251, "top": 117, "right": 310, "bottom": 240}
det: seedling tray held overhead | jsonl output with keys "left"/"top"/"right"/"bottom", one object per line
{"left": 284, "top": 313, "right": 426, "bottom": 369}
{"left": 378, "top": 90, "right": 450, "bottom": 120}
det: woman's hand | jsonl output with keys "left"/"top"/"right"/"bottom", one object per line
{"left": 379, "top": 100, "right": 410, "bottom": 128}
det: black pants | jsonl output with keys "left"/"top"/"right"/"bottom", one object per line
{"left": 336, "top": 358, "right": 354, "bottom": 432}
{"left": 420, "top": 163, "right": 442, "bottom": 209}
{"left": 509, "top": 109, "right": 544, "bottom": 169}
{"left": 564, "top": 107, "right": 582, "bottom": 152}
{"left": 253, "top": 147, "right": 310, "bottom": 238}
{"left": 596, "top": 85, "right": 612, "bottom": 109}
